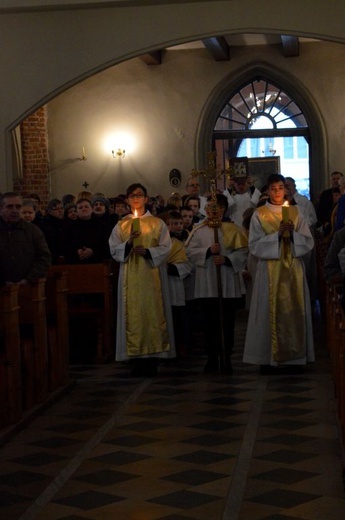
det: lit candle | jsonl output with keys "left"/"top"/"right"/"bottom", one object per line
{"left": 281, "top": 201, "right": 290, "bottom": 237}
{"left": 281, "top": 201, "right": 289, "bottom": 223}
{"left": 132, "top": 210, "right": 141, "bottom": 246}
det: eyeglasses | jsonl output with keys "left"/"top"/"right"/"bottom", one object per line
{"left": 128, "top": 193, "right": 145, "bottom": 199}
{"left": 51, "top": 206, "right": 63, "bottom": 211}
{"left": 187, "top": 183, "right": 199, "bottom": 188}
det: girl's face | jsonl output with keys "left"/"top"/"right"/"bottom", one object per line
{"left": 22, "top": 205, "right": 36, "bottom": 222}
{"left": 268, "top": 181, "right": 285, "bottom": 205}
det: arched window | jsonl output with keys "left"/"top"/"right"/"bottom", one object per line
{"left": 213, "top": 77, "right": 311, "bottom": 196}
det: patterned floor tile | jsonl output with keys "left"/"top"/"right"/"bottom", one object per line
{"left": 255, "top": 449, "right": 318, "bottom": 464}
{"left": 74, "top": 468, "right": 138, "bottom": 485}
{"left": 161, "top": 469, "right": 229, "bottom": 486}
{"left": 252, "top": 467, "right": 319, "bottom": 484}
{"left": 148, "top": 489, "right": 220, "bottom": 509}
{"left": 53, "top": 490, "right": 126, "bottom": 509}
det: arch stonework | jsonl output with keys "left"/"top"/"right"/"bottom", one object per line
{"left": 195, "top": 62, "right": 327, "bottom": 199}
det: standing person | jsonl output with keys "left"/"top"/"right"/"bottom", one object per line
{"left": 186, "top": 193, "right": 248, "bottom": 374}
{"left": 182, "top": 176, "right": 207, "bottom": 216}
{"left": 62, "top": 198, "right": 110, "bottom": 264}
{"left": 0, "top": 192, "right": 51, "bottom": 285}
{"left": 109, "top": 183, "right": 175, "bottom": 377}
{"left": 317, "top": 170, "right": 343, "bottom": 231}
{"left": 243, "top": 174, "right": 315, "bottom": 373}
{"left": 180, "top": 205, "right": 194, "bottom": 233}
{"left": 91, "top": 194, "right": 118, "bottom": 236}
{"left": 284, "top": 176, "right": 317, "bottom": 228}
{"left": 223, "top": 173, "right": 261, "bottom": 227}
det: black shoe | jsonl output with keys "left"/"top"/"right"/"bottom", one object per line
{"left": 204, "top": 357, "right": 219, "bottom": 373}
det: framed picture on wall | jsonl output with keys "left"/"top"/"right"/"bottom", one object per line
{"left": 230, "top": 156, "right": 249, "bottom": 177}
{"left": 248, "top": 157, "right": 280, "bottom": 190}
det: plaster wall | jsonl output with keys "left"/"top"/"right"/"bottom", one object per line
{"left": 47, "top": 41, "right": 345, "bottom": 201}
{"left": 1, "top": 0, "right": 345, "bottom": 191}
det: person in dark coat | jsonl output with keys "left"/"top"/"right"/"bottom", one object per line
{"left": 62, "top": 198, "right": 110, "bottom": 264}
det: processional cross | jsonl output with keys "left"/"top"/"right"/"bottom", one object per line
{"left": 191, "top": 152, "right": 233, "bottom": 372}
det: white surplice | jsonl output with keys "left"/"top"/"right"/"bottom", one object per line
{"left": 109, "top": 211, "right": 176, "bottom": 361}
{"left": 243, "top": 202, "right": 315, "bottom": 366}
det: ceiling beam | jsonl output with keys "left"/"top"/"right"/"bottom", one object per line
{"left": 280, "top": 35, "right": 299, "bottom": 57}
{"left": 202, "top": 37, "right": 230, "bottom": 61}
{"left": 139, "top": 50, "right": 162, "bottom": 65}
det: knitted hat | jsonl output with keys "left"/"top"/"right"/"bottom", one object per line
{"left": 91, "top": 195, "right": 110, "bottom": 210}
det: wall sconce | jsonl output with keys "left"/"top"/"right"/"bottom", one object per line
{"left": 112, "top": 148, "right": 126, "bottom": 159}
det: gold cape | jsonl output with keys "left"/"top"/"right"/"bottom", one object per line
{"left": 257, "top": 205, "right": 306, "bottom": 362}
{"left": 118, "top": 215, "right": 170, "bottom": 357}
{"left": 166, "top": 237, "right": 188, "bottom": 264}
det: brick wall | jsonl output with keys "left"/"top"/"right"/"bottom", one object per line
{"left": 13, "top": 106, "right": 50, "bottom": 210}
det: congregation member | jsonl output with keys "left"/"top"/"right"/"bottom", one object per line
{"left": 223, "top": 173, "right": 261, "bottom": 227}
{"left": 186, "top": 193, "right": 248, "bottom": 374}
{"left": 62, "top": 198, "right": 110, "bottom": 263}
{"left": 182, "top": 176, "right": 207, "bottom": 216}
{"left": 0, "top": 192, "right": 51, "bottom": 285}
{"left": 64, "top": 203, "right": 78, "bottom": 221}
{"left": 317, "top": 170, "right": 343, "bottom": 231}
{"left": 243, "top": 173, "right": 315, "bottom": 373}
{"left": 91, "top": 194, "right": 118, "bottom": 236}
{"left": 284, "top": 176, "right": 317, "bottom": 228}
{"left": 40, "top": 198, "right": 65, "bottom": 263}
{"left": 323, "top": 226, "right": 345, "bottom": 280}
{"left": 21, "top": 199, "right": 37, "bottom": 223}
{"left": 109, "top": 183, "right": 175, "bottom": 377}
{"left": 111, "top": 196, "right": 129, "bottom": 219}
{"left": 62, "top": 193, "right": 76, "bottom": 207}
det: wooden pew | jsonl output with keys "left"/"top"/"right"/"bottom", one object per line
{"left": 49, "top": 261, "right": 117, "bottom": 363}
{"left": 18, "top": 279, "right": 48, "bottom": 409}
{"left": 46, "top": 270, "right": 69, "bottom": 391}
{"left": 0, "top": 284, "right": 22, "bottom": 428}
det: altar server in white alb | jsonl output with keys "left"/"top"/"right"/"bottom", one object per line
{"left": 186, "top": 193, "right": 248, "bottom": 374}
{"left": 109, "top": 183, "right": 175, "bottom": 377}
{"left": 243, "top": 173, "right": 315, "bottom": 372}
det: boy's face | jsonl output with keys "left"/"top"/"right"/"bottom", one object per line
{"left": 187, "top": 200, "right": 200, "bottom": 215}
{"left": 181, "top": 209, "right": 193, "bottom": 228}
{"left": 126, "top": 188, "right": 148, "bottom": 214}
{"left": 268, "top": 181, "right": 285, "bottom": 205}
{"left": 21, "top": 205, "right": 36, "bottom": 222}
{"left": 170, "top": 218, "right": 184, "bottom": 234}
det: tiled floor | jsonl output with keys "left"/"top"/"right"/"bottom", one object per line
{"left": 1, "top": 308, "right": 344, "bottom": 520}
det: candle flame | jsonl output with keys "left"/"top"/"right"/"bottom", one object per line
{"left": 283, "top": 201, "right": 289, "bottom": 207}
{"left": 134, "top": 209, "right": 138, "bottom": 217}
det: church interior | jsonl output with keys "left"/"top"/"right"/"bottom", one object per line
{"left": 1, "top": 1, "right": 345, "bottom": 519}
